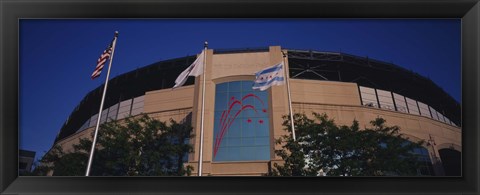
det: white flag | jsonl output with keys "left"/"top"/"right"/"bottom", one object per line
{"left": 173, "top": 50, "right": 205, "bottom": 89}
{"left": 252, "top": 62, "right": 285, "bottom": 91}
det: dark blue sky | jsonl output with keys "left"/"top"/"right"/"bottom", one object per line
{"left": 19, "top": 19, "right": 461, "bottom": 161}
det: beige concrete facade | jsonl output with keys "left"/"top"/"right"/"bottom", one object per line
{"left": 290, "top": 80, "right": 461, "bottom": 175}
{"left": 53, "top": 86, "right": 195, "bottom": 152}
{"left": 51, "top": 46, "right": 461, "bottom": 176}
{"left": 185, "top": 46, "right": 460, "bottom": 176}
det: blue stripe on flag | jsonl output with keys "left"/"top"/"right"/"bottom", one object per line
{"left": 253, "top": 76, "right": 284, "bottom": 87}
{"left": 255, "top": 63, "right": 282, "bottom": 76}
{"left": 252, "top": 62, "right": 285, "bottom": 91}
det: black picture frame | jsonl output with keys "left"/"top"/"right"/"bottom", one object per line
{"left": 1, "top": 0, "right": 479, "bottom": 194}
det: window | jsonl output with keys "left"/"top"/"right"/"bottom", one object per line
{"left": 99, "top": 108, "right": 109, "bottom": 124}
{"left": 89, "top": 113, "right": 99, "bottom": 127}
{"left": 117, "top": 99, "right": 132, "bottom": 119}
{"left": 445, "top": 117, "right": 452, "bottom": 125}
{"left": 417, "top": 101, "right": 432, "bottom": 118}
{"left": 437, "top": 112, "right": 446, "bottom": 123}
{"left": 359, "top": 86, "right": 378, "bottom": 108}
{"left": 406, "top": 97, "right": 420, "bottom": 115}
{"left": 411, "top": 146, "right": 434, "bottom": 176}
{"left": 380, "top": 141, "right": 434, "bottom": 176}
{"left": 131, "top": 96, "right": 145, "bottom": 116}
{"left": 213, "top": 80, "right": 270, "bottom": 162}
{"left": 393, "top": 93, "right": 408, "bottom": 113}
{"left": 107, "top": 103, "right": 119, "bottom": 122}
{"left": 77, "top": 118, "right": 90, "bottom": 133}
{"left": 429, "top": 106, "right": 440, "bottom": 121}
{"left": 439, "top": 148, "right": 461, "bottom": 176}
{"left": 376, "top": 89, "right": 394, "bottom": 110}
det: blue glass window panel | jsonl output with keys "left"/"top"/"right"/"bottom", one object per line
{"left": 255, "top": 92, "right": 268, "bottom": 106}
{"left": 214, "top": 111, "right": 224, "bottom": 120}
{"left": 254, "top": 107, "right": 268, "bottom": 118}
{"left": 255, "top": 136, "right": 270, "bottom": 146}
{"left": 216, "top": 82, "right": 228, "bottom": 92}
{"left": 226, "top": 119, "right": 241, "bottom": 137}
{"left": 242, "top": 137, "right": 255, "bottom": 145}
{"left": 239, "top": 147, "right": 250, "bottom": 160}
{"left": 216, "top": 131, "right": 225, "bottom": 144}
{"left": 217, "top": 119, "right": 226, "bottom": 134}
{"left": 213, "top": 119, "right": 222, "bottom": 137}
{"left": 241, "top": 81, "right": 253, "bottom": 92}
{"left": 241, "top": 109, "right": 257, "bottom": 118}
{"left": 215, "top": 92, "right": 228, "bottom": 110}
{"left": 255, "top": 118, "right": 270, "bottom": 136}
{"left": 230, "top": 110, "right": 244, "bottom": 121}
{"left": 241, "top": 95, "right": 255, "bottom": 107}
{"left": 213, "top": 80, "right": 270, "bottom": 162}
{"left": 243, "top": 121, "right": 255, "bottom": 133}
{"left": 255, "top": 146, "right": 270, "bottom": 160}
{"left": 242, "top": 125, "right": 256, "bottom": 137}
{"left": 229, "top": 81, "right": 242, "bottom": 92}
{"left": 241, "top": 147, "right": 257, "bottom": 160}
{"left": 216, "top": 136, "right": 227, "bottom": 147}
{"left": 212, "top": 138, "right": 220, "bottom": 152}
{"left": 221, "top": 114, "right": 232, "bottom": 124}
{"left": 228, "top": 147, "right": 242, "bottom": 161}
{"left": 229, "top": 92, "right": 242, "bottom": 105}
{"left": 227, "top": 137, "right": 241, "bottom": 147}
{"left": 215, "top": 148, "right": 228, "bottom": 161}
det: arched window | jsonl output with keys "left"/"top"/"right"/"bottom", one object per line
{"left": 411, "top": 146, "right": 435, "bottom": 176}
{"left": 439, "top": 148, "right": 461, "bottom": 176}
{"left": 380, "top": 141, "right": 434, "bottom": 176}
{"left": 212, "top": 80, "right": 270, "bottom": 162}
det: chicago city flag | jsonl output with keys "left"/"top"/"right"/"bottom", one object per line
{"left": 173, "top": 50, "right": 205, "bottom": 89}
{"left": 252, "top": 62, "right": 285, "bottom": 91}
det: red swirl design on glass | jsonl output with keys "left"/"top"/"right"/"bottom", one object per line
{"left": 213, "top": 93, "right": 267, "bottom": 158}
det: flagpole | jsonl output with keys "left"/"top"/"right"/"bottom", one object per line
{"left": 282, "top": 51, "right": 296, "bottom": 141}
{"left": 85, "top": 31, "right": 119, "bottom": 176}
{"left": 198, "top": 41, "right": 208, "bottom": 176}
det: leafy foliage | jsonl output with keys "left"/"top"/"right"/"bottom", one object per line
{"left": 269, "top": 112, "right": 425, "bottom": 176}
{"left": 33, "top": 114, "right": 194, "bottom": 176}
{"left": 28, "top": 145, "right": 88, "bottom": 176}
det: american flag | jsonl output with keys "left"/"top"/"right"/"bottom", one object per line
{"left": 91, "top": 41, "right": 114, "bottom": 79}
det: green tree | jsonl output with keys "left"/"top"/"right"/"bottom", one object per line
{"left": 269, "top": 112, "right": 426, "bottom": 176}
{"left": 33, "top": 114, "right": 194, "bottom": 176}
{"left": 29, "top": 145, "right": 88, "bottom": 176}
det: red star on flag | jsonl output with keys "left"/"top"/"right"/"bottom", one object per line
{"left": 247, "top": 118, "right": 252, "bottom": 123}
{"left": 258, "top": 120, "right": 264, "bottom": 124}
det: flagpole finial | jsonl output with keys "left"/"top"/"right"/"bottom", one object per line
{"left": 204, "top": 41, "right": 208, "bottom": 48}
{"left": 114, "top": 31, "right": 119, "bottom": 37}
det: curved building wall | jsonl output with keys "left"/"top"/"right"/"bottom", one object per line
{"left": 186, "top": 47, "right": 460, "bottom": 176}
{"left": 289, "top": 79, "right": 460, "bottom": 176}
{"left": 52, "top": 86, "right": 195, "bottom": 154}
{"left": 286, "top": 50, "right": 461, "bottom": 126}
{"left": 49, "top": 46, "right": 461, "bottom": 176}
{"left": 54, "top": 56, "right": 197, "bottom": 143}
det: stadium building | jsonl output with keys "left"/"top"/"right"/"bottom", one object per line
{"left": 48, "top": 46, "right": 461, "bottom": 176}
